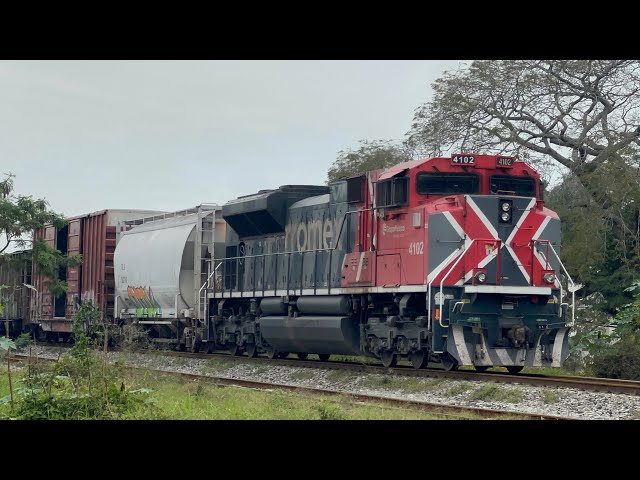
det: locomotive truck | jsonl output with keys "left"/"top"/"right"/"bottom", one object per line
{"left": 113, "top": 153, "right": 575, "bottom": 372}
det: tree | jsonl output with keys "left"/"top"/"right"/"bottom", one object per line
{"left": 0, "top": 173, "right": 80, "bottom": 325}
{"left": 0, "top": 173, "right": 66, "bottom": 253}
{"left": 407, "top": 60, "right": 640, "bottom": 198}
{"left": 327, "top": 139, "right": 412, "bottom": 182}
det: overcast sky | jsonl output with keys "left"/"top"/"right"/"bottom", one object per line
{"left": 1, "top": 60, "right": 463, "bottom": 217}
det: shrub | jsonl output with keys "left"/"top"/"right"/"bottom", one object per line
{"left": 6, "top": 301, "right": 161, "bottom": 419}
{"left": 590, "top": 337, "right": 640, "bottom": 380}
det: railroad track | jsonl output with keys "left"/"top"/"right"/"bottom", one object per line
{"left": 30, "top": 342, "right": 640, "bottom": 396}
{"left": 8, "top": 353, "right": 568, "bottom": 420}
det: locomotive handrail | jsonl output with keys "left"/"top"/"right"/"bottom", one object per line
{"left": 207, "top": 210, "right": 358, "bottom": 298}
{"left": 426, "top": 240, "right": 472, "bottom": 331}
{"left": 438, "top": 240, "right": 475, "bottom": 328}
{"left": 534, "top": 240, "right": 576, "bottom": 326}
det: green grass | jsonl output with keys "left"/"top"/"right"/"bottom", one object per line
{"left": 250, "top": 365, "right": 270, "bottom": 375}
{"left": 329, "top": 355, "right": 378, "bottom": 365}
{"left": 631, "top": 410, "right": 640, "bottom": 420}
{"left": 468, "top": 384, "right": 523, "bottom": 403}
{"left": 117, "top": 370, "right": 494, "bottom": 420}
{"left": 520, "top": 367, "right": 576, "bottom": 376}
{"left": 1, "top": 364, "right": 531, "bottom": 420}
{"left": 447, "top": 381, "right": 473, "bottom": 396}
{"left": 290, "top": 369, "right": 316, "bottom": 381}
{"left": 542, "top": 390, "right": 561, "bottom": 404}
{"left": 358, "top": 374, "right": 439, "bottom": 393}
{"left": 326, "top": 370, "right": 360, "bottom": 384}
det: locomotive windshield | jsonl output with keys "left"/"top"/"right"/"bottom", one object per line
{"left": 490, "top": 175, "right": 536, "bottom": 197}
{"left": 416, "top": 173, "right": 479, "bottom": 195}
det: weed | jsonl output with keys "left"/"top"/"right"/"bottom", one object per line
{"left": 447, "top": 382, "right": 472, "bottom": 396}
{"left": 468, "top": 383, "right": 523, "bottom": 403}
{"left": 326, "top": 370, "right": 359, "bottom": 384}
{"left": 359, "top": 374, "right": 430, "bottom": 393}
{"left": 290, "top": 369, "right": 316, "bottom": 381}
{"left": 315, "top": 401, "right": 346, "bottom": 420}
{"left": 542, "top": 390, "right": 560, "bottom": 404}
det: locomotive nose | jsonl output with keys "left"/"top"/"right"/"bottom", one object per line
{"left": 464, "top": 195, "right": 557, "bottom": 287}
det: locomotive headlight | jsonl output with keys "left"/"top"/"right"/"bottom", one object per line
{"left": 475, "top": 271, "right": 487, "bottom": 283}
{"left": 500, "top": 211, "right": 511, "bottom": 222}
{"left": 500, "top": 202, "right": 511, "bottom": 212}
{"left": 543, "top": 273, "right": 556, "bottom": 284}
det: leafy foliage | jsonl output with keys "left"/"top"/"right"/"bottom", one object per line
{"left": 327, "top": 139, "right": 412, "bottom": 182}
{"left": 590, "top": 338, "right": 640, "bottom": 380}
{"left": 0, "top": 337, "right": 15, "bottom": 352}
{"left": 0, "top": 173, "right": 66, "bottom": 254}
{"left": 6, "top": 301, "right": 160, "bottom": 419}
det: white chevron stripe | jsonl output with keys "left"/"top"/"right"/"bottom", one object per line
{"left": 530, "top": 217, "right": 561, "bottom": 288}
{"left": 427, "top": 211, "right": 468, "bottom": 283}
{"left": 451, "top": 325, "right": 472, "bottom": 365}
{"left": 466, "top": 196, "right": 499, "bottom": 239}
{"left": 505, "top": 243, "right": 531, "bottom": 284}
{"left": 427, "top": 247, "right": 464, "bottom": 283}
{"left": 504, "top": 197, "right": 537, "bottom": 246}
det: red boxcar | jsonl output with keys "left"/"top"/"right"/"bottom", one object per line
{"left": 32, "top": 209, "right": 163, "bottom": 339}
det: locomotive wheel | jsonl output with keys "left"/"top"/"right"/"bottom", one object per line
{"left": 297, "top": 353, "right": 308, "bottom": 360}
{"left": 279, "top": 352, "right": 290, "bottom": 359}
{"left": 380, "top": 351, "right": 397, "bottom": 368}
{"left": 440, "top": 353, "right": 459, "bottom": 371}
{"left": 317, "top": 354, "right": 331, "bottom": 362}
{"left": 228, "top": 343, "right": 241, "bottom": 356}
{"left": 409, "top": 349, "right": 429, "bottom": 369}
{"left": 246, "top": 343, "right": 258, "bottom": 358}
{"left": 474, "top": 365, "right": 490, "bottom": 372}
{"left": 267, "top": 350, "right": 279, "bottom": 359}
{"left": 506, "top": 366, "right": 524, "bottom": 374}
{"left": 205, "top": 342, "right": 215, "bottom": 354}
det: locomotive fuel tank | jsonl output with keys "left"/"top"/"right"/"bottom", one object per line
{"left": 259, "top": 315, "right": 361, "bottom": 355}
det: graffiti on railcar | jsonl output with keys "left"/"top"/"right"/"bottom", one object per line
{"left": 127, "top": 286, "right": 162, "bottom": 318}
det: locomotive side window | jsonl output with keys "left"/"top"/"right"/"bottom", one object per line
{"left": 376, "top": 177, "right": 408, "bottom": 208}
{"left": 416, "top": 173, "right": 479, "bottom": 195}
{"left": 490, "top": 175, "right": 536, "bottom": 197}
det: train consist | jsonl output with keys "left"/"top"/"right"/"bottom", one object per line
{"left": 4, "top": 154, "right": 575, "bottom": 372}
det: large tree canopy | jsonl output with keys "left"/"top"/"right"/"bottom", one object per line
{"left": 327, "top": 140, "right": 411, "bottom": 182}
{"left": 407, "top": 60, "right": 640, "bottom": 180}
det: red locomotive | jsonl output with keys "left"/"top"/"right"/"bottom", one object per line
{"left": 208, "top": 154, "right": 575, "bottom": 371}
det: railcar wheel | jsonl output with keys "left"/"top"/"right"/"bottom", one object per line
{"left": 380, "top": 351, "right": 397, "bottom": 368}
{"left": 228, "top": 343, "right": 241, "bottom": 356}
{"left": 267, "top": 350, "right": 279, "bottom": 359}
{"left": 246, "top": 343, "right": 258, "bottom": 358}
{"left": 440, "top": 353, "right": 459, "bottom": 371}
{"left": 279, "top": 352, "right": 289, "bottom": 359}
{"left": 317, "top": 354, "right": 331, "bottom": 362}
{"left": 474, "top": 366, "right": 490, "bottom": 372}
{"left": 297, "top": 353, "right": 308, "bottom": 360}
{"left": 409, "top": 349, "right": 429, "bottom": 369}
{"left": 506, "top": 366, "right": 524, "bottom": 374}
